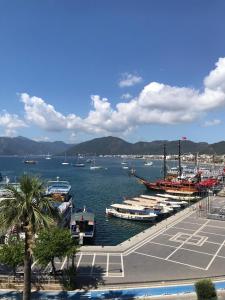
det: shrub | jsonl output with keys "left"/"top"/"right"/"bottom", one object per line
{"left": 195, "top": 279, "right": 217, "bottom": 300}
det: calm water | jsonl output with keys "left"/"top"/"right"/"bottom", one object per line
{"left": 0, "top": 156, "right": 173, "bottom": 245}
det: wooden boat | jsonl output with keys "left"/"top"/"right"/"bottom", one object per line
{"left": 106, "top": 203, "right": 157, "bottom": 221}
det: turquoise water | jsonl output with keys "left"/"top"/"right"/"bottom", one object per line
{"left": 0, "top": 156, "right": 167, "bottom": 245}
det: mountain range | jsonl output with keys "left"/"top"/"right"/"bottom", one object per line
{"left": 0, "top": 136, "right": 225, "bottom": 156}
{"left": 0, "top": 136, "right": 73, "bottom": 156}
{"left": 67, "top": 136, "right": 225, "bottom": 155}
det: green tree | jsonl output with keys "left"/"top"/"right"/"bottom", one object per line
{"left": 195, "top": 279, "right": 218, "bottom": 300}
{"left": 34, "top": 227, "right": 78, "bottom": 276}
{"left": 0, "top": 175, "right": 59, "bottom": 300}
{"left": 0, "top": 238, "right": 24, "bottom": 276}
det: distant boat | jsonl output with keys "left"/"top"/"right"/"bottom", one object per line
{"left": 73, "top": 163, "right": 85, "bottom": 167}
{"left": 62, "top": 153, "right": 69, "bottom": 165}
{"left": 72, "top": 155, "right": 85, "bottom": 167}
{"left": 90, "top": 159, "right": 102, "bottom": 170}
{"left": 144, "top": 161, "right": 153, "bottom": 166}
{"left": 121, "top": 159, "right": 128, "bottom": 165}
{"left": 45, "top": 153, "right": 52, "bottom": 160}
{"left": 24, "top": 160, "right": 37, "bottom": 164}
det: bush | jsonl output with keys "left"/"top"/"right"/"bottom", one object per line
{"left": 195, "top": 279, "right": 217, "bottom": 300}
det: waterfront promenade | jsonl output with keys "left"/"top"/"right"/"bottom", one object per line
{"left": 32, "top": 194, "right": 225, "bottom": 288}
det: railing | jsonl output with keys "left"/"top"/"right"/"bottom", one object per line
{"left": 0, "top": 274, "right": 68, "bottom": 285}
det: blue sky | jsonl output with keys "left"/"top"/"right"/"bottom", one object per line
{"left": 0, "top": 0, "right": 225, "bottom": 143}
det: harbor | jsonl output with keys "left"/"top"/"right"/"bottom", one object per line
{"left": 1, "top": 153, "right": 225, "bottom": 293}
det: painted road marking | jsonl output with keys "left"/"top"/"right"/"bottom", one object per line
{"left": 165, "top": 220, "right": 209, "bottom": 260}
{"left": 206, "top": 240, "right": 225, "bottom": 270}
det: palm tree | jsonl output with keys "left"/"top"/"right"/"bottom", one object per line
{"left": 0, "top": 174, "right": 59, "bottom": 300}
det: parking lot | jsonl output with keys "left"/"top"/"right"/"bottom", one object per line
{"left": 31, "top": 196, "right": 225, "bottom": 285}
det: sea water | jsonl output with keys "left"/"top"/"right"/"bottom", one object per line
{"left": 0, "top": 156, "right": 171, "bottom": 245}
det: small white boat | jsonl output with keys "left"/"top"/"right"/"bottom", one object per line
{"left": 144, "top": 161, "right": 153, "bottom": 166}
{"left": 106, "top": 203, "right": 157, "bottom": 221}
{"left": 122, "top": 166, "right": 129, "bottom": 169}
{"left": 62, "top": 153, "right": 69, "bottom": 165}
{"left": 45, "top": 153, "right": 52, "bottom": 160}
{"left": 90, "top": 159, "right": 102, "bottom": 170}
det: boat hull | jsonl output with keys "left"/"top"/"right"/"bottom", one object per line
{"left": 106, "top": 208, "right": 156, "bottom": 222}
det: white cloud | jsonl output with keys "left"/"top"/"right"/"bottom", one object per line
{"left": 121, "top": 93, "right": 133, "bottom": 100}
{"left": 118, "top": 73, "right": 142, "bottom": 87}
{"left": 32, "top": 136, "right": 50, "bottom": 142}
{"left": 18, "top": 57, "right": 225, "bottom": 137}
{"left": 203, "top": 119, "right": 222, "bottom": 127}
{"left": 0, "top": 111, "right": 27, "bottom": 136}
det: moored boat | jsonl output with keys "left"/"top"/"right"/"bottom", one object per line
{"left": 45, "top": 178, "right": 73, "bottom": 227}
{"left": 70, "top": 207, "right": 95, "bottom": 244}
{"left": 106, "top": 203, "right": 157, "bottom": 221}
{"left": 156, "top": 192, "right": 200, "bottom": 201}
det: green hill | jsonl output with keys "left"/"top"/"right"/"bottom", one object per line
{"left": 66, "top": 136, "right": 225, "bottom": 155}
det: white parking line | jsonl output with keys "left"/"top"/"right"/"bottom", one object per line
{"left": 206, "top": 240, "right": 225, "bottom": 270}
{"left": 76, "top": 253, "right": 83, "bottom": 269}
{"left": 165, "top": 220, "right": 210, "bottom": 260}
{"left": 124, "top": 210, "right": 194, "bottom": 256}
{"left": 200, "top": 230, "right": 225, "bottom": 237}
{"left": 60, "top": 256, "right": 67, "bottom": 270}
{"left": 91, "top": 254, "right": 96, "bottom": 274}
{"left": 134, "top": 251, "right": 205, "bottom": 270}
{"left": 31, "top": 260, "right": 38, "bottom": 269}
{"left": 43, "top": 262, "right": 51, "bottom": 273}
{"left": 149, "top": 241, "right": 177, "bottom": 249}
{"left": 106, "top": 253, "right": 109, "bottom": 277}
{"left": 172, "top": 226, "right": 196, "bottom": 232}
{"left": 121, "top": 253, "right": 124, "bottom": 277}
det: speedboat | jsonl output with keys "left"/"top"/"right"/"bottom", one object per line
{"left": 106, "top": 203, "right": 157, "bottom": 221}
{"left": 70, "top": 207, "right": 95, "bottom": 244}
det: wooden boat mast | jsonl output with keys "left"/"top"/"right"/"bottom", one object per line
{"left": 178, "top": 140, "right": 182, "bottom": 178}
{"left": 163, "top": 143, "right": 167, "bottom": 180}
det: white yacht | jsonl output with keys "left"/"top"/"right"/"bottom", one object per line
{"left": 106, "top": 203, "right": 157, "bottom": 221}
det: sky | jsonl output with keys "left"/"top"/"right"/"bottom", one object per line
{"left": 0, "top": 0, "right": 225, "bottom": 144}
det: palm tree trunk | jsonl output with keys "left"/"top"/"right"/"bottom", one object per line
{"left": 23, "top": 230, "right": 32, "bottom": 300}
